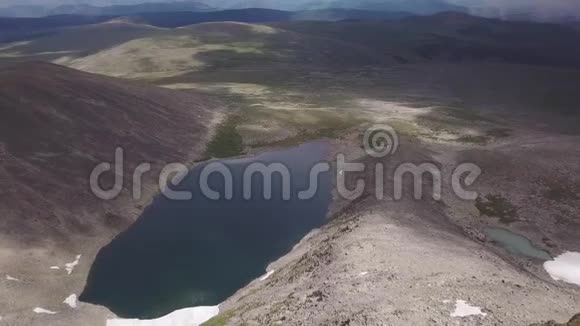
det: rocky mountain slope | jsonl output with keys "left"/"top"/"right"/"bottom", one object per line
{"left": 0, "top": 62, "right": 224, "bottom": 325}
{"left": 197, "top": 62, "right": 580, "bottom": 325}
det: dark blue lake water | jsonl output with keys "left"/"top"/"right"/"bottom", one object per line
{"left": 80, "top": 142, "right": 332, "bottom": 319}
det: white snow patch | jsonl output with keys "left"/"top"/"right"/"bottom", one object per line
{"left": 6, "top": 275, "right": 20, "bottom": 281}
{"left": 544, "top": 251, "right": 580, "bottom": 286}
{"left": 50, "top": 266, "right": 60, "bottom": 270}
{"left": 106, "top": 305, "right": 219, "bottom": 326}
{"left": 65, "top": 255, "right": 81, "bottom": 275}
{"left": 442, "top": 300, "right": 451, "bottom": 303}
{"left": 33, "top": 307, "right": 58, "bottom": 314}
{"left": 450, "top": 300, "right": 487, "bottom": 318}
{"left": 259, "top": 270, "right": 275, "bottom": 281}
{"left": 359, "top": 271, "right": 368, "bottom": 276}
{"left": 63, "top": 294, "right": 78, "bottom": 309}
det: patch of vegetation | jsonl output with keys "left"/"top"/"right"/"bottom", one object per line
{"left": 542, "top": 181, "right": 578, "bottom": 202}
{"left": 441, "top": 107, "right": 493, "bottom": 123}
{"left": 200, "top": 50, "right": 275, "bottom": 70}
{"left": 307, "top": 290, "right": 326, "bottom": 302}
{"left": 205, "top": 114, "right": 244, "bottom": 159}
{"left": 250, "top": 109, "right": 366, "bottom": 148}
{"left": 250, "top": 129, "right": 309, "bottom": 148}
{"left": 226, "top": 42, "right": 268, "bottom": 54}
{"left": 415, "top": 114, "right": 462, "bottom": 134}
{"left": 486, "top": 127, "right": 511, "bottom": 138}
{"left": 312, "top": 113, "right": 363, "bottom": 138}
{"left": 267, "top": 301, "right": 287, "bottom": 319}
{"left": 250, "top": 24, "right": 278, "bottom": 34}
{"left": 196, "top": 43, "right": 282, "bottom": 70}
{"left": 456, "top": 128, "right": 511, "bottom": 144}
{"left": 201, "top": 310, "right": 236, "bottom": 326}
{"left": 400, "top": 102, "right": 433, "bottom": 109}
{"left": 475, "top": 194, "right": 518, "bottom": 224}
{"left": 416, "top": 107, "right": 502, "bottom": 143}
{"left": 138, "top": 57, "right": 156, "bottom": 72}
{"left": 531, "top": 313, "right": 580, "bottom": 326}
{"left": 456, "top": 134, "right": 489, "bottom": 144}
{"left": 570, "top": 314, "right": 580, "bottom": 326}
{"left": 388, "top": 120, "right": 420, "bottom": 137}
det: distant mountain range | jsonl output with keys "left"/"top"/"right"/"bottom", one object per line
{"left": 0, "top": 5, "right": 50, "bottom": 17}
{"left": 211, "top": 0, "right": 466, "bottom": 15}
{"left": 191, "top": 0, "right": 464, "bottom": 14}
{"left": 0, "top": 0, "right": 463, "bottom": 18}
{"left": 320, "top": 0, "right": 466, "bottom": 14}
{"left": 1, "top": 2, "right": 578, "bottom": 44}
{"left": 48, "top": 1, "right": 214, "bottom": 16}
{"left": 129, "top": 8, "right": 414, "bottom": 28}
{"left": 0, "top": 1, "right": 214, "bottom": 17}
{"left": 0, "top": 8, "right": 415, "bottom": 42}
{"left": 3, "top": 11, "right": 580, "bottom": 72}
{"left": 1, "top": 0, "right": 579, "bottom": 24}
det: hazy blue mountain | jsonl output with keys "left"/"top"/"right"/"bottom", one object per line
{"left": 201, "top": 0, "right": 467, "bottom": 15}
{"left": 292, "top": 8, "right": 413, "bottom": 21}
{"left": 132, "top": 8, "right": 414, "bottom": 27}
{"left": 48, "top": 1, "right": 214, "bottom": 16}
{"left": 0, "top": 14, "right": 112, "bottom": 30}
{"left": 307, "top": 0, "right": 467, "bottom": 15}
{"left": 0, "top": 5, "right": 51, "bottom": 17}
{"left": 121, "top": 8, "right": 291, "bottom": 27}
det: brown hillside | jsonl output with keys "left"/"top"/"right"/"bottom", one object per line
{"left": 0, "top": 62, "right": 223, "bottom": 246}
